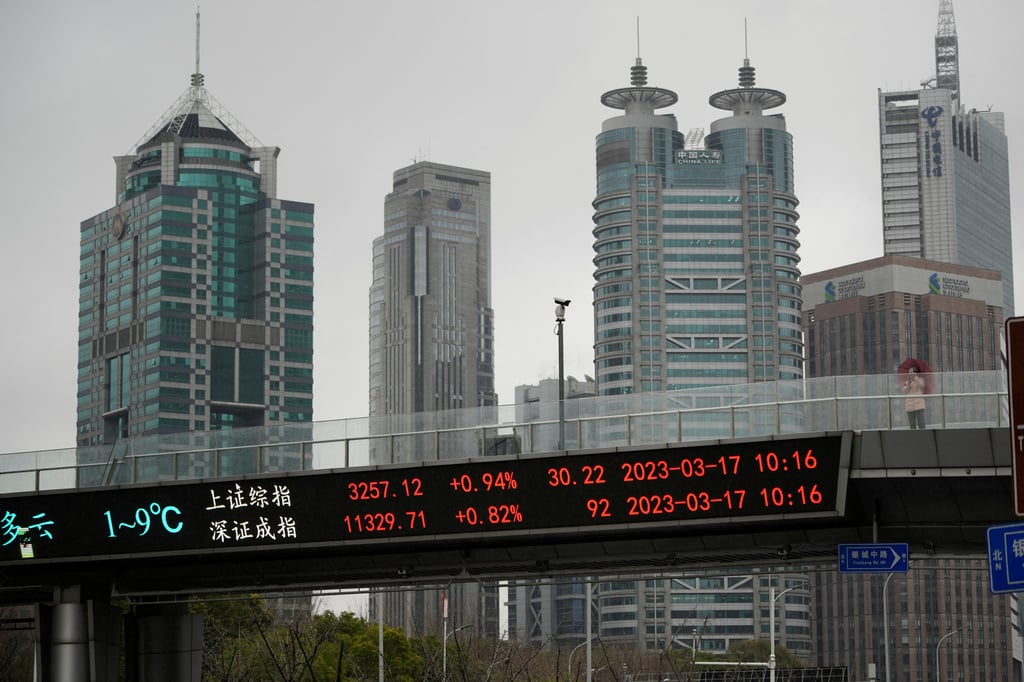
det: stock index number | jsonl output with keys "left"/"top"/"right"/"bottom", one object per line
{"left": 547, "top": 464, "right": 606, "bottom": 487}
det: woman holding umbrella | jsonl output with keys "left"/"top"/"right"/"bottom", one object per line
{"left": 898, "top": 358, "right": 933, "bottom": 429}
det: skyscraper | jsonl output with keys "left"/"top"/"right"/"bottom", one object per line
{"left": 802, "top": 255, "right": 1003, "bottom": 376}
{"left": 879, "top": 0, "right": 1013, "bottom": 314}
{"left": 593, "top": 55, "right": 802, "bottom": 397}
{"left": 562, "top": 54, "right": 812, "bottom": 657}
{"left": 76, "top": 46, "right": 314, "bottom": 452}
{"left": 369, "top": 161, "right": 496, "bottom": 418}
{"left": 368, "top": 161, "right": 498, "bottom": 638}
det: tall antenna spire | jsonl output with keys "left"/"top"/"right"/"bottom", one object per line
{"left": 636, "top": 16, "right": 640, "bottom": 59}
{"left": 935, "top": 0, "right": 960, "bottom": 101}
{"left": 709, "top": 22, "right": 785, "bottom": 114}
{"left": 128, "top": 6, "right": 263, "bottom": 151}
{"left": 191, "top": 6, "right": 204, "bottom": 88}
{"left": 738, "top": 20, "right": 755, "bottom": 89}
{"left": 601, "top": 20, "right": 678, "bottom": 112}
{"left": 629, "top": 17, "right": 650, "bottom": 87}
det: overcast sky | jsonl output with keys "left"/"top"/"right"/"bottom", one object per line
{"left": 1, "top": 0, "right": 1021, "bottom": 454}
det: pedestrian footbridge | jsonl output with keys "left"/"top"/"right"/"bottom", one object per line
{"left": 0, "top": 371, "right": 1014, "bottom": 601}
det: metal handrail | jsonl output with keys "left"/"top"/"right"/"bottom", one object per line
{"left": 0, "top": 371, "right": 1007, "bottom": 494}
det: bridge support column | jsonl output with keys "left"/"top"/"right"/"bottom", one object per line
{"left": 125, "top": 603, "right": 203, "bottom": 681}
{"left": 35, "top": 585, "right": 122, "bottom": 682}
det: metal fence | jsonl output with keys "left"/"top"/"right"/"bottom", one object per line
{"left": 0, "top": 371, "right": 1007, "bottom": 495}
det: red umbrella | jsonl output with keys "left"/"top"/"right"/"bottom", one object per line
{"left": 898, "top": 357, "right": 935, "bottom": 393}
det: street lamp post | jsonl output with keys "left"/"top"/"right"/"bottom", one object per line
{"left": 934, "top": 622, "right": 969, "bottom": 682}
{"left": 442, "top": 623, "right": 473, "bottom": 681}
{"left": 554, "top": 298, "right": 570, "bottom": 450}
{"left": 882, "top": 572, "right": 895, "bottom": 682}
{"left": 568, "top": 639, "right": 589, "bottom": 679}
{"left": 769, "top": 580, "right": 807, "bottom": 682}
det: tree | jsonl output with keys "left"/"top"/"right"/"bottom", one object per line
{"left": 726, "top": 639, "right": 806, "bottom": 668}
{"left": 0, "top": 605, "right": 34, "bottom": 681}
{"left": 311, "top": 611, "right": 424, "bottom": 681}
{"left": 193, "top": 595, "right": 273, "bottom": 681}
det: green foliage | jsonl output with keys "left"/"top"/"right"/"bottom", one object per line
{"left": 189, "top": 601, "right": 822, "bottom": 682}
{"left": 192, "top": 600, "right": 427, "bottom": 682}
{"left": 192, "top": 595, "right": 274, "bottom": 680}
{"left": 312, "top": 612, "right": 424, "bottom": 681}
{"left": 725, "top": 639, "right": 805, "bottom": 668}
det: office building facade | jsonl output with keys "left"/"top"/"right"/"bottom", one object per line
{"left": 802, "top": 255, "right": 1003, "bottom": 377}
{"left": 76, "top": 65, "right": 314, "bottom": 452}
{"left": 368, "top": 161, "right": 498, "bottom": 639}
{"left": 814, "top": 560, "right": 1020, "bottom": 682}
{"left": 564, "top": 54, "right": 812, "bottom": 656}
{"left": 368, "top": 161, "right": 496, "bottom": 418}
{"left": 810, "top": 5, "right": 1019, "bottom": 672}
{"left": 507, "top": 375, "right": 595, "bottom": 650}
{"left": 593, "top": 56, "right": 803, "bottom": 397}
{"left": 802, "top": 258, "right": 1017, "bottom": 681}
{"left": 879, "top": 0, "right": 1013, "bottom": 314}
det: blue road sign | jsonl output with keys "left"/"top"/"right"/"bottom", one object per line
{"left": 838, "top": 543, "right": 908, "bottom": 573}
{"left": 987, "top": 523, "right": 1024, "bottom": 593}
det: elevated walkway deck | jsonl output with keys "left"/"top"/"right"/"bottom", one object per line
{"left": 0, "top": 371, "right": 1009, "bottom": 493}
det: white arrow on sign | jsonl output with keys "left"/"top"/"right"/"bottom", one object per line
{"left": 883, "top": 547, "right": 904, "bottom": 571}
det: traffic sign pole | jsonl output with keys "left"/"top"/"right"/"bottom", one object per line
{"left": 838, "top": 543, "right": 908, "bottom": 574}
{"left": 1005, "top": 317, "right": 1024, "bottom": 516}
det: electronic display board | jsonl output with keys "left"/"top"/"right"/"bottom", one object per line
{"left": 0, "top": 434, "right": 848, "bottom": 566}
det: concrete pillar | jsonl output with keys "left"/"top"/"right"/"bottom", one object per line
{"left": 127, "top": 604, "right": 203, "bottom": 681}
{"left": 50, "top": 602, "right": 88, "bottom": 681}
{"left": 35, "top": 586, "right": 122, "bottom": 682}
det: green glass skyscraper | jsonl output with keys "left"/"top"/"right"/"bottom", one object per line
{"left": 76, "top": 62, "right": 314, "bottom": 450}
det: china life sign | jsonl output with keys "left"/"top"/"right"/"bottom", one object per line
{"left": 675, "top": 150, "right": 722, "bottom": 165}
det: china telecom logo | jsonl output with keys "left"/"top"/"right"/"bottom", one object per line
{"left": 921, "top": 105, "right": 944, "bottom": 127}
{"left": 824, "top": 281, "right": 836, "bottom": 302}
{"left": 929, "top": 273, "right": 941, "bottom": 295}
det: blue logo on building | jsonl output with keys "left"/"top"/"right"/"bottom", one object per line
{"left": 921, "top": 105, "right": 944, "bottom": 127}
{"left": 824, "top": 281, "right": 836, "bottom": 302}
{"left": 921, "top": 106, "right": 945, "bottom": 177}
{"left": 929, "top": 273, "right": 941, "bottom": 295}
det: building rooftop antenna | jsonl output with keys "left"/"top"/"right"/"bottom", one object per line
{"left": 600, "top": 16, "right": 678, "bottom": 111}
{"left": 935, "top": 0, "right": 960, "bottom": 102}
{"left": 708, "top": 21, "right": 786, "bottom": 112}
{"left": 744, "top": 18, "right": 749, "bottom": 61}
{"left": 126, "top": 6, "right": 263, "bottom": 152}
{"left": 191, "top": 5, "right": 203, "bottom": 87}
{"left": 636, "top": 16, "right": 640, "bottom": 59}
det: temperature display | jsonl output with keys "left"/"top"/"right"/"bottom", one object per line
{"left": 0, "top": 434, "right": 848, "bottom": 565}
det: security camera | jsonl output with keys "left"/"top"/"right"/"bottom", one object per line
{"left": 554, "top": 298, "right": 570, "bottom": 322}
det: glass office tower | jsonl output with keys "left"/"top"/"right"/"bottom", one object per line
{"left": 527, "top": 55, "right": 811, "bottom": 657}
{"left": 879, "top": 0, "right": 1013, "bottom": 314}
{"left": 76, "top": 66, "right": 314, "bottom": 453}
{"left": 593, "top": 57, "right": 802, "bottom": 398}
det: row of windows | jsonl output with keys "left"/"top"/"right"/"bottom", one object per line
{"left": 181, "top": 147, "right": 249, "bottom": 163}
